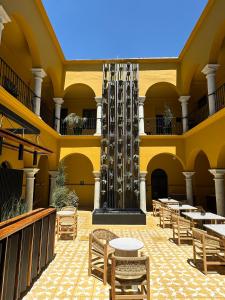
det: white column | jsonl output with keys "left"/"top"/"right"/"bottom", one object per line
{"left": 94, "top": 97, "right": 102, "bottom": 136}
{"left": 202, "top": 64, "right": 220, "bottom": 116}
{"left": 23, "top": 168, "right": 39, "bottom": 212}
{"left": 49, "top": 171, "right": 59, "bottom": 206}
{"left": 182, "top": 172, "right": 195, "bottom": 205}
{"left": 179, "top": 96, "right": 190, "bottom": 133}
{"left": 53, "top": 98, "right": 64, "bottom": 133}
{"left": 93, "top": 171, "right": 101, "bottom": 209}
{"left": 0, "top": 6, "right": 11, "bottom": 44}
{"left": 139, "top": 96, "right": 146, "bottom": 135}
{"left": 140, "top": 171, "right": 147, "bottom": 212}
{"left": 31, "top": 68, "right": 46, "bottom": 117}
{"left": 209, "top": 169, "right": 225, "bottom": 216}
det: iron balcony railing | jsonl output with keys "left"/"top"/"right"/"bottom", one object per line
{"left": 0, "top": 57, "right": 35, "bottom": 111}
{"left": 60, "top": 117, "right": 97, "bottom": 135}
{"left": 188, "top": 102, "right": 209, "bottom": 129}
{"left": 215, "top": 83, "right": 225, "bottom": 112}
{"left": 144, "top": 117, "right": 182, "bottom": 135}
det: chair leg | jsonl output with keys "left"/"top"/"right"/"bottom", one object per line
{"left": 178, "top": 229, "right": 180, "bottom": 246}
{"left": 203, "top": 249, "right": 207, "bottom": 275}
{"left": 193, "top": 244, "right": 196, "bottom": 264}
{"left": 147, "top": 280, "right": 150, "bottom": 300}
{"left": 103, "top": 255, "right": 107, "bottom": 285}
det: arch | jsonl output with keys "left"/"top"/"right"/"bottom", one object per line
{"left": 61, "top": 153, "right": 94, "bottom": 210}
{"left": 46, "top": 67, "right": 62, "bottom": 97}
{"left": 145, "top": 82, "right": 179, "bottom": 98}
{"left": 181, "top": 64, "right": 199, "bottom": 95}
{"left": 63, "top": 83, "right": 96, "bottom": 99}
{"left": 216, "top": 144, "right": 225, "bottom": 169}
{"left": 193, "top": 151, "right": 215, "bottom": 212}
{"left": 146, "top": 152, "right": 185, "bottom": 209}
{"left": 12, "top": 14, "right": 41, "bottom": 66}
{"left": 209, "top": 20, "right": 225, "bottom": 63}
{"left": 187, "top": 149, "right": 212, "bottom": 170}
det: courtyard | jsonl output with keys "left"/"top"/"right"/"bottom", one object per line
{"left": 23, "top": 211, "right": 225, "bottom": 300}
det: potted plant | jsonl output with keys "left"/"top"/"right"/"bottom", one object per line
{"left": 1, "top": 196, "right": 27, "bottom": 221}
{"left": 63, "top": 113, "right": 87, "bottom": 135}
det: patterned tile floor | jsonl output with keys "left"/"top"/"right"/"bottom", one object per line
{"left": 24, "top": 211, "right": 225, "bottom": 300}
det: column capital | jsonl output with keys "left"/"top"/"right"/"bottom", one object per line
{"left": 139, "top": 96, "right": 146, "bottom": 104}
{"left": 202, "top": 64, "right": 220, "bottom": 76}
{"left": 179, "top": 96, "right": 191, "bottom": 104}
{"left": 49, "top": 170, "right": 59, "bottom": 178}
{"left": 0, "top": 6, "right": 11, "bottom": 24}
{"left": 31, "top": 68, "right": 46, "bottom": 79}
{"left": 183, "top": 171, "right": 195, "bottom": 178}
{"left": 95, "top": 96, "right": 102, "bottom": 105}
{"left": 140, "top": 171, "right": 147, "bottom": 179}
{"left": 23, "top": 168, "right": 39, "bottom": 178}
{"left": 53, "top": 97, "right": 64, "bottom": 105}
{"left": 93, "top": 171, "right": 101, "bottom": 178}
{"left": 209, "top": 169, "right": 225, "bottom": 179}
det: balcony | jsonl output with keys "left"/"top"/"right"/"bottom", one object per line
{"left": 144, "top": 117, "right": 182, "bottom": 135}
{"left": 215, "top": 83, "right": 225, "bottom": 112}
{"left": 60, "top": 117, "right": 97, "bottom": 135}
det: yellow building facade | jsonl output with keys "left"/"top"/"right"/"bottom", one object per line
{"left": 0, "top": 0, "right": 225, "bottom": 214}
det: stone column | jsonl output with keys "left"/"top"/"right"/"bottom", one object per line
{"left": 0, "top": 6, "right": 11, "bottom": 44}
{"left": 93, "top": 171, "right": 101, "bottom": 209}
{"left": 53, "top": 98, "right": 64, "bottom": 133}
{"left": 139, "top": 96, "right": 146, "bottom": 135}
{"left": 202, "top": 64, "right": 220, "bottom": 116}
{"left": 179, "top": 96, "right": 190, "bottom": 133}
{"left": 31, "top": 68, "right": 46, "bottom": 117}
{"left": 140, "top": 171, "right": 147, "bottom": 212}
{"left": 182, "top": 172, "right": 195, "bottom": 205}
{"left": 94, "top": 97, "right": 102, "bottom": 136}
{"left": 49, "top": 171, "right": 59, "bottom": 206}
{"left": 209, "top": 169, "right": 225, "bottom": 216}
{"left": 23, "top": 168, "right": 39, "bottom": 212}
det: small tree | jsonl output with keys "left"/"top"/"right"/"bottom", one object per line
{"left": 52, "top": 162, "right": 79, "bottom": 210}
{"left": 1, "top": 196, "right": 27, "bottom": 221}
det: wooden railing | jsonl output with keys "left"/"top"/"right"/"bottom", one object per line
{"left": 0, "top": 208, "right": 56, "bottom": 300}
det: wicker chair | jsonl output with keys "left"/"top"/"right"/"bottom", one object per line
{"left": 57, "top": 214, "right": 77, "bottom": 240}
{"left": 192, "top": 228, "right": 225, "bottom": 274}
{"left": 172, "top": 214, "right": 193, "bottom": 245}
{"left": 152, "top": 200, "right": 161, "bottom": 217}
{"left": 111, "top": 254, "right": 150, "bottom": 300}
{"left": 159, "top": 206, "right": 172, "bottom": 228}
{"left": 88, "top": 229, "right": 118, "bottom": 285}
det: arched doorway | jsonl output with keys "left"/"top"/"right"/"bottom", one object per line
{"left": 62, "top": 153, "right": 94, "bottom": 210}
{"left": 151, "top": 169, "right": 168, "bottom": 199}
{"left": 193, "top": 151, "right": 215, "bottom": 212}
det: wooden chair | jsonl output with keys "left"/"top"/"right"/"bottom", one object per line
{"left": 192, "top": 228, "right": 225, "bottom": 274}
{"left": 111, "top": 254, "right": 150, "bottom": 300}
{"left": 88, "top": 229, "right": 118, "bottom": 285}
{"left": 172, "top": 214, "right": 193, "bottom": 245}
{"left": 61, "top": 206, "right": 77, "bottom": 213}
{"left": 152, "top": 200, "right": 161, "bottom": 216}
{"left": 159, "top": 206, "right": 172, "bottom": 228}
{"left": 57, "top": 213, "right": 77, "bottom": 240}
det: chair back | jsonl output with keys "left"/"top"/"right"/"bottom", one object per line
{"left": 92, "top": 229, "right": 118, "bottom": 243}
{"left": 61, "top": 206, "right": 77, "bottom": 213}
{"left": 112, "top": 255, "right": 149, "bottom": 278}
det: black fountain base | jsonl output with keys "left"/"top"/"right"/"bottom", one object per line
{"left": 92, "top": 208, "right": 146, "bottom": 225}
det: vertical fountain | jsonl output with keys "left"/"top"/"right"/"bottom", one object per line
{"left": 92, "top": 63, "right": 146, "bottom": 225}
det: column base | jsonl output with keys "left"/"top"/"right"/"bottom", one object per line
{"left": 139, "top": 133, "right": 147, "bottom": 136}
{"left": 94, "top": 133, "right": 102, "bottom": 136}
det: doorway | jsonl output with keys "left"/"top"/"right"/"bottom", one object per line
{"left": 151, "top": 169, "right": 168, "bottom": 199}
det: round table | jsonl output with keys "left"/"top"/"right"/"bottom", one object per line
{"left": 57, "top": 211, "right": 75, "bottom": 217}
{"left": 109, "top": 237, "right": 144, "bottom": 257}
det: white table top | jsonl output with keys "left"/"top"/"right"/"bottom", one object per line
{"left": 182, "top": 212, "right": 225, "bottom": 220}
{"left": 158, "top": 198, "right": 178, "bottom": 204}
{"left": 57, "top": 211, "right": 75, "bottom": 217}
{"left": 109, "top": 238, "right": 144, "bottom": 251}
{"left": 204, "top": 224, "right": 225, "bottom": 237}
{"left": 167, "top": 204, "right": 197, "bottom": 211}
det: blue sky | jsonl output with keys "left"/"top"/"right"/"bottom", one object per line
{"left": 42, "top": 0, "right": 208, "bottom": 60}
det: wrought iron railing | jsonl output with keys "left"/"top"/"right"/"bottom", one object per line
{"left": 144, "top": 117, "right": 182, "bottom": 135}
{"left": 0, "top": 57, "right": 35, "bottom": 111}
{"left": 188, "top": 103, "right": 209, "bottom": 129}
{"left": 215, "top": 83, "right": 225, "bottom": 112}
{"left": 40, "top": 100, "right": 54, "bottom": 128}
{"left": 60, "top": 117, "right": 97, "bottom": 135}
